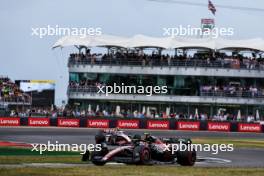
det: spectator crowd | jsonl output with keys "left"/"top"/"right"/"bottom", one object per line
{"left": 200, "top": 84, "right": 264, "bottom": 98}
{"left": 68, "top": 50, "right": 264, "bottom": 70}
{"left": 0, "top": 76, "right": 31, "bottom": 103}
{"left": 9, "top": 105, "right": 261, "bottom": 123}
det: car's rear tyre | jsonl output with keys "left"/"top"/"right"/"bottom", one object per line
{"left": 177, "top": 150, "right": 196, "bottom": 166}
{"left": 140, "top": 148, "right": 151, "bottom": 165}
{"left": 81, "top": 150, "right": 90, "bottom": 161}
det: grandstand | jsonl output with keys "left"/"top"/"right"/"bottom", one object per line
{"left": 0, "top": 76, "right": 31, "bottom": 106}
{"left": 54, "top": 35, "right": 264, "bottom": 122}
{"left": 0, "top": 76, "right": 31, "bottom": 115}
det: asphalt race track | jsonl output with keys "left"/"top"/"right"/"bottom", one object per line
{"left": 0, "top": 127, "right": 264, "bottom": 167}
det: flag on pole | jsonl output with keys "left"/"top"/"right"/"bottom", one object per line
{"left": 208, "top": 0, "right": 216, "bottom": 15}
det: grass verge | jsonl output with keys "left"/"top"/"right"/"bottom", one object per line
{"left": 0, "top": 166, "right": 264, "bottom": 176}
{"left": 0, "top": 147, "right": 82, "bottom": 164}
{"left": 0, "top": 155, "right": 82, "bottom": 164}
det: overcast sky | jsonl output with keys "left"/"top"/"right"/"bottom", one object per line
{"left": 0, "top": 0, "right": 264, "bottom": 105}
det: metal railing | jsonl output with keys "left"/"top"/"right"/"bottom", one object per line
{"left": 68, "top": 86, "right": 264, "bottom": 99}
{"left": 68, "top": 57, "right": 264, "bottom": 71}
{"left": 200, "top": 91, "right": 264, "bottom": 98}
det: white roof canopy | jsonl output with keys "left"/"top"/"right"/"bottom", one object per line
{"left": 53, "top": 34, "right": 264, "bottom": 52}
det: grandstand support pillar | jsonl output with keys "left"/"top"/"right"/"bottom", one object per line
{"left": 30, "top": 89, "right": 32, "bottom": 110}
{"left": 210, "top": 105, "right": 213, "bottom": 118}
{"left": 158, "top": 48, "right": 162, "bottom": 55}
{"left": 187, "top": 104, "right": 190, "bottom": 117}
{"left": 107, "top": 47, "right": 110, "bottom": 55}
{"left": 212, "top": 49, "right": 215, "bottom": 58}
{"left": 246, "top": 105, "right": 249, "bottom": 117}
{"left": 130, "top": 103, "right": 132, "bottom": 114}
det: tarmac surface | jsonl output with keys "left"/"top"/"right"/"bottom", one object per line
{"left": 0, "top": 127, "right": 264, "bottom": 167}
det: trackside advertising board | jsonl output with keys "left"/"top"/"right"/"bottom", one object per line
{"left": 208, "top": 122, "right": 230, "bottom": 132}
{"left": 117, "top": 120, "right": 139, "bottom": 129}
{"left": 147, "top": 120, "right": 169, "bottom": 130}
{"left": 177, "top": 121, "right": 200, "bottom": 131}
{"left": 0, "top": 117, "right": 263, "bottom": 133}
{"left": 57, "top": 118, "right": 80, "bottom": 127}
{"left": 238, "top": 123, "right": 261, "bottom": 133}
{"left": 28, "top": 117, "right": 50, "bottom": 126}
{"left": 87, "top": 119, "right": 109, "bottom": 128}
{"left": 0, "top": 117, "right": 20, "bottom": 126}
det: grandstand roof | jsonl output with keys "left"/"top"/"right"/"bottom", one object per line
{"left": 53, "top": 34, "right": 264, "bottom": 51}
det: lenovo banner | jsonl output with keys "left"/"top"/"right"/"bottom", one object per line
{"left": 147, "top": 120, "right": 169, "bottom": 130}
{"left": 238, "top": 123, "right": 261, "bottom": 133}
{"left": 57, "top": 118, "right": 80, "bottom": 127}
{"left": 177, "top": 121, "right": 200, "bottom": 131}
{"left": 28, "top": 117, "right": 50, "bottom": 126}
{"left": 208, "top": 122, "right": 230, "bottom": 132}
{"left": 117, "top": 120, "right": 139, "bottom": 129}
{"left": 87, "top": 119, "right": 109, "bottom": 128}
{"left": 0, "top": 117, "right": 20, "bottom": 126}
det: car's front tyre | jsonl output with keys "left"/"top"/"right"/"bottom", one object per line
{"left": 177, "top": 149, "right": 196, "bottom": 166}
{"left": 90, "top": 151, "right": 107, "bottom": 166}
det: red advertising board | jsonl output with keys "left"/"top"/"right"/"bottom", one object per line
{"left": 177, "top": 121, "right": 200, "bottom": 131}
{"left": 147, "top": 120, "right": 169, "bottom": 130}
{"left": 57, "top": 118, "right": 80, "bottom": 127}
{"left": 0, "top": 117, "right": 20, "bottom": 126}
{"left": 117, "top": 120, "right": 139, "bottom": 129}
{"left": 87, "top": 119, "right": 109, "bottom": 128}
{"left": 208, "top": 122, "right": 230, "bottom": 132}
{"left": 238, "top": 123, "right": 261, "bottom": 133}
{"left": 28, "top": 117, "right": 50, "bottom": 126}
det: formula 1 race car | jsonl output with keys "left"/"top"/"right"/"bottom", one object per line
{"left": 82, "top": 129, "right": 196, "bottom": 166}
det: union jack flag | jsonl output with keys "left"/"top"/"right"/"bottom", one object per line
{"left": 208, "top": 0, "right": 216, "bottom": 15}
